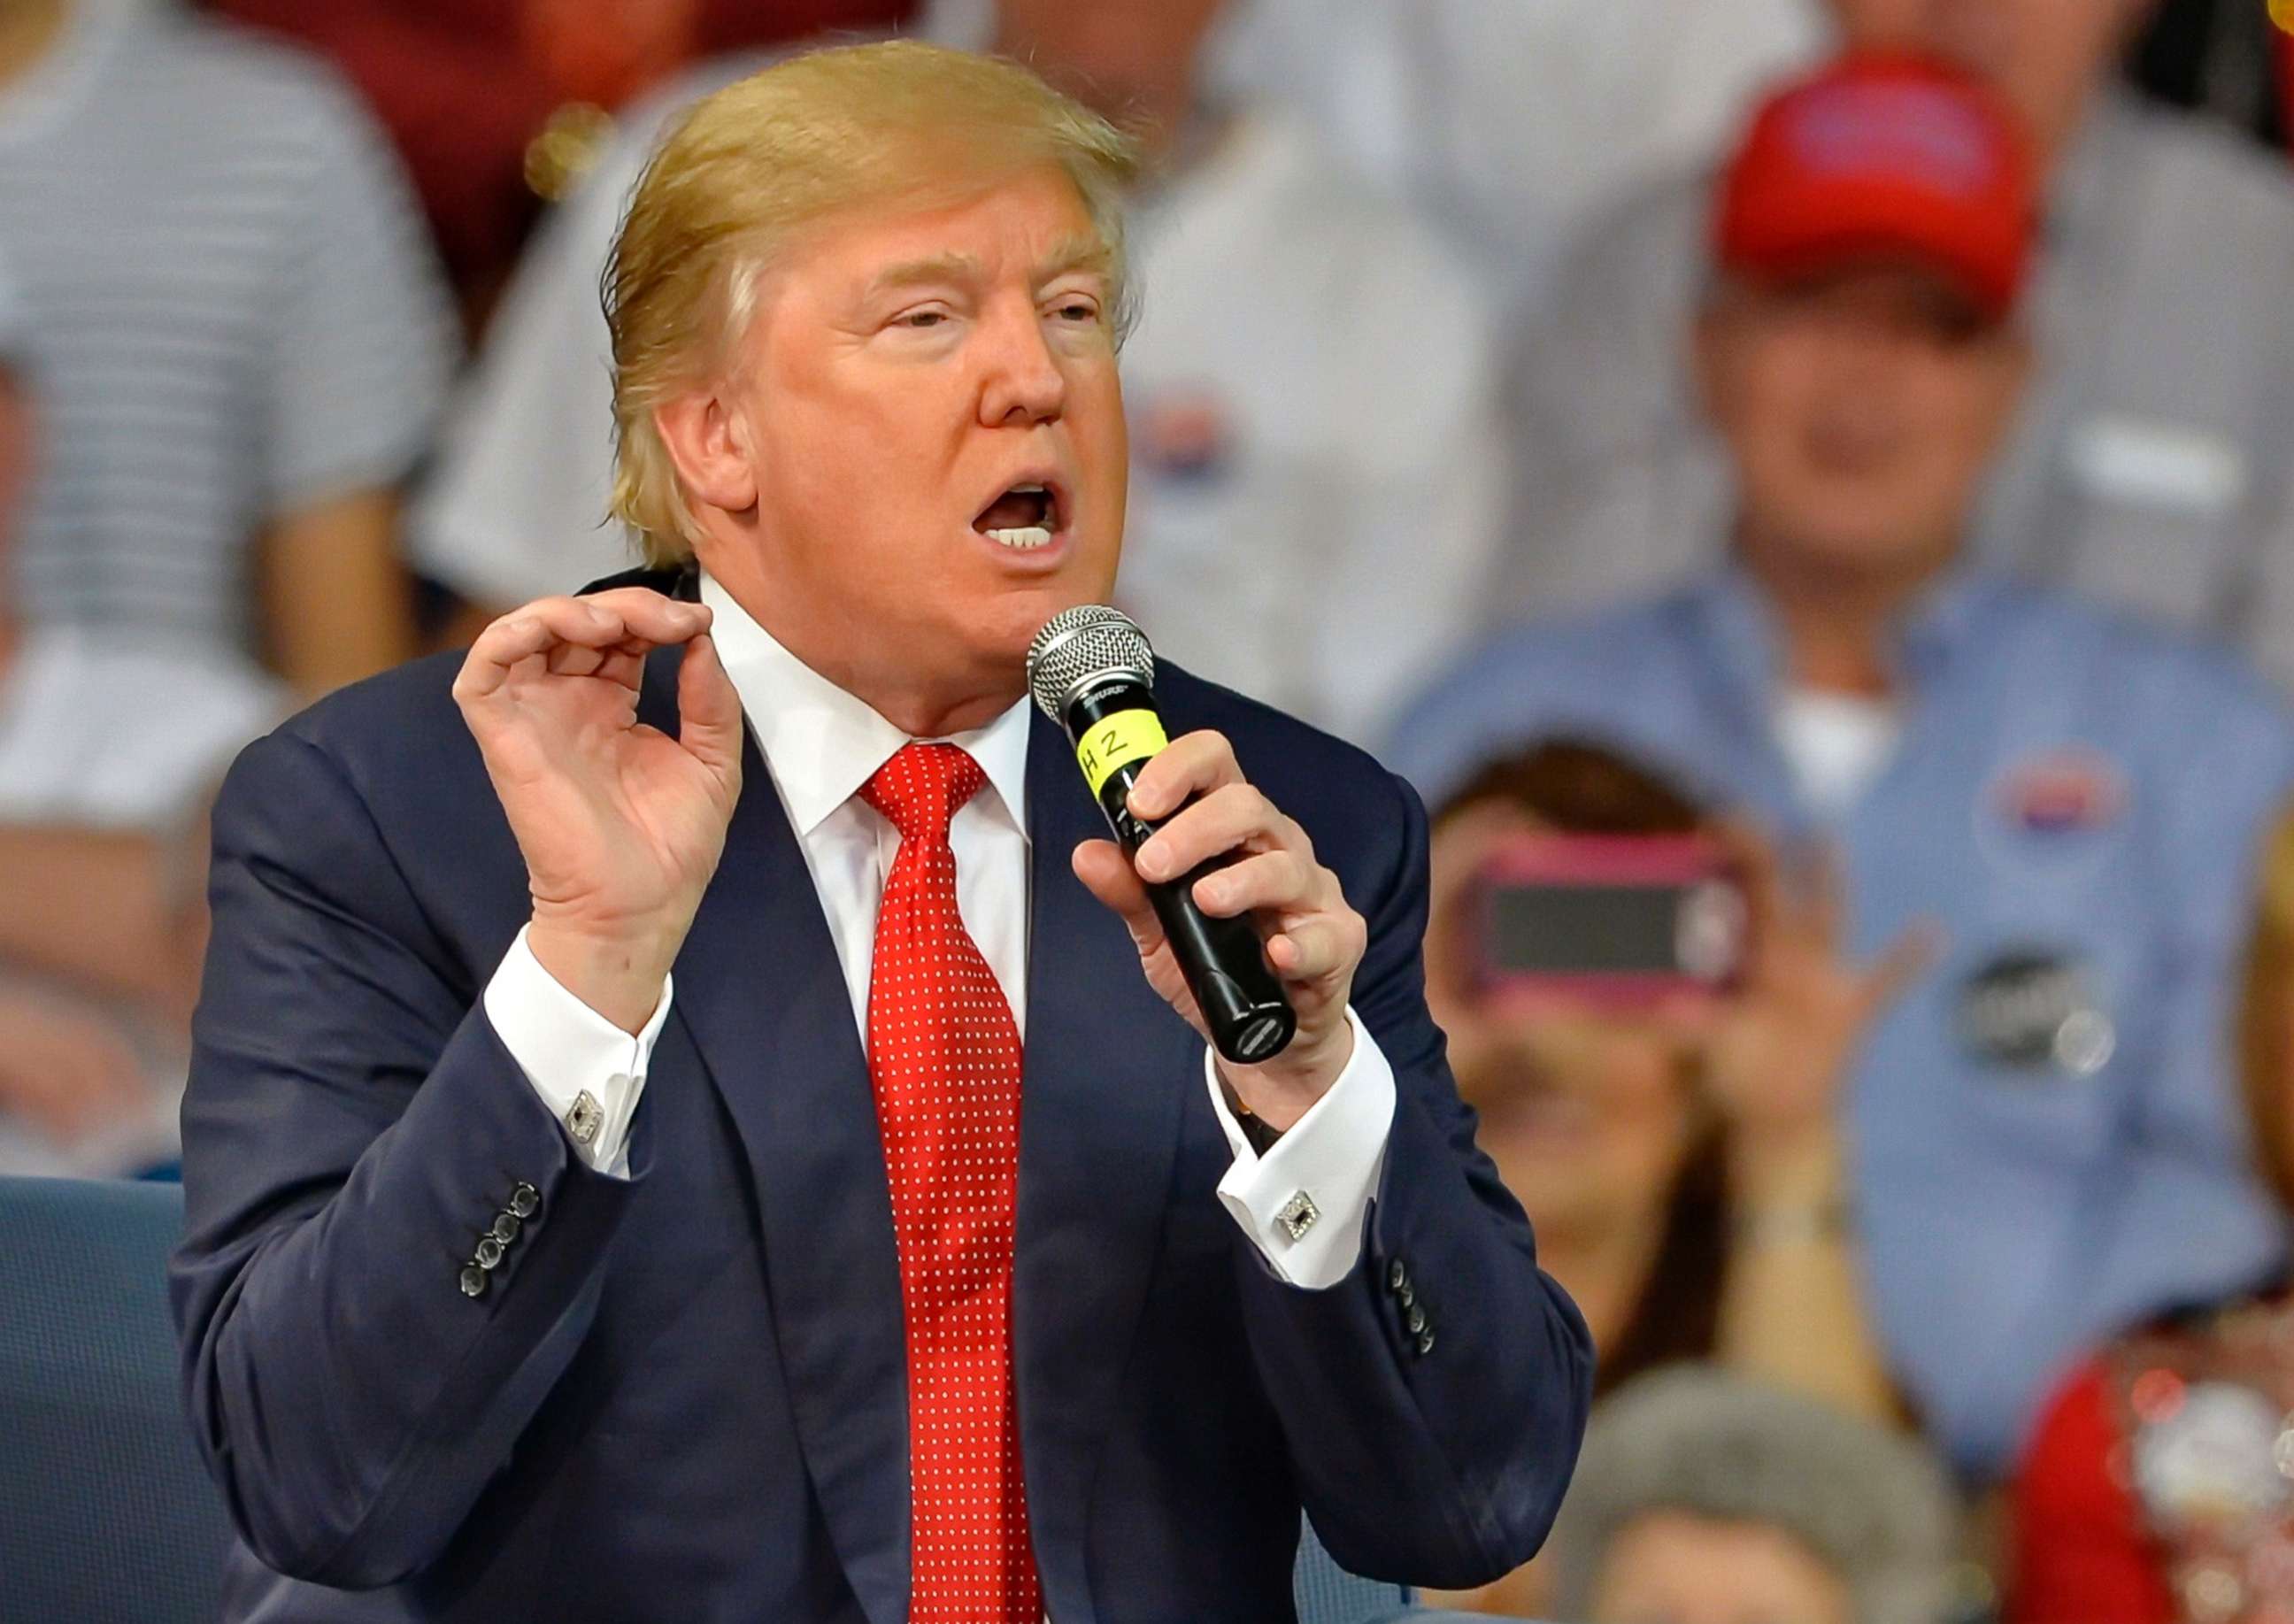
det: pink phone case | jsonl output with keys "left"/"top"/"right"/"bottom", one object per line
{"left": 1470, "top": 834, "right": 1747, "bottom": 1011}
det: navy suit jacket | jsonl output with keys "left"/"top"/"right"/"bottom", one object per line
{"left": 171, "top": 571, "right": 1592, "bottom": 1622}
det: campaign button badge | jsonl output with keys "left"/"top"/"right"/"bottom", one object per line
{"left": 1994, "top": 747, "right": 2127, "bottom": 836}
{"left": 2133, "top": 1380, "right": 2291, "bottom": 1527}
{"left": 1957, "top": 948, "right": 2116, "bottom": 1075}
{"left": 1133, "top": 387, "right": 1236, "bottom": 483}
{"left": 1979, "top": 748, "right": 2128, "bottom": 880}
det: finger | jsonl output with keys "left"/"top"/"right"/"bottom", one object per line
{"left": 454, "top": 612, "right": 559, "bottom": 700}
{"left": 1266, "top": 913, "right": 1361, "bottom": 985}
{"left": 582, "top": 646, "right": 651, "bottom": 690}
{"left": 1861, "top": 917, "right": 1946, "bottom": 1014}
{"left": 1125, "top": 731, "right": 1245, "bottom": 822}
{"left": 1071, "top": 839, "right": 1166, "bottom": 955}
{"left": 543, "top": 638, "right": 635, "bottom": 681}
{"left": 1136, "top": 782, "right": 1299, "bottom": 882}
{"left": 1190, "top": 848, "right": 1320, "bottom": 920}
{"left": 1715, "top": 819, "right": 1783, "bottom": 951}
{"left": 581, "top": 588, "right": 714, "bottom": 648}
{"left": 676, "top": 634, "right": 745, "bottom": 784}
{"left": 458, "top": 596, "right": 708, "bottom": 701}
{"left": 1783, "top": 835, "right": 1846, "bottom": 947}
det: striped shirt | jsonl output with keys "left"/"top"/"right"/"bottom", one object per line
{"left": 0, "top": 0, "right": 455, "bottom": 657}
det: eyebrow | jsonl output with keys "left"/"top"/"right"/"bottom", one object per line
{"left": 1035, "top": 234, "right": 1113, "bottom": 284}
{"left": 863, "top": 235, "right": 1112, "bottom": 299}
{"left": 866, "top": 252, "right": 983, "bottom": 296}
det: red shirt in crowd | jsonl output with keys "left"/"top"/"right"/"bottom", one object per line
{"left": 210, "top": 0, "right": 915, "bottom": 321}
{"left": 2013, "top": 1287, "right": 2294, "bottom": 1624}
{"left": 2012, "top": 1362, "right": 2177, "bottom": 1624}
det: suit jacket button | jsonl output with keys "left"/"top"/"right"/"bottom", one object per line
{"left": 489, "top": 1212, "right": 521, "bottom": 1245}
{"left": 508, "top": 1183, "right": 542, "bottom": 1220}
{"left": 458, "top": 1265, "right": 489, "bottom": 1299}
{"left": 475, "top": 1235, "right": 507, "bottom": 1270}
{"left": 1405, "top": 1305, "right": 1427, "bottom": 1336}
{"left": 1396, "top": 1281, "right": 1416, "bottom": 1309}
{"left": 1416, "top": 1329, "right": 1436, "bottom": 1357}
{"left": 1387, "top": 1259, "right": 1408, "bottom": 1292}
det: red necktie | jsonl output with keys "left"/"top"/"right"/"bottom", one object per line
{"left": 858, "top": 743, "right": 1040, "bottom": 1621}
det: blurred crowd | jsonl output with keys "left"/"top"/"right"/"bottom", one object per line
{"left": 7, "top": 0, "right": 2294, "bottom": 1620}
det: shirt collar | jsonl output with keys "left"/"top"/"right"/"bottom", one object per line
{"left": 698, "top": 573, "right": 1031, "bottom": 841}
{"left": 1695, "top": 560, "right": 2009, "bottom": 697}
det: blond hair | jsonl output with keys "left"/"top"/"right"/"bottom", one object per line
{"left": 603, "top": 40, "right": 1144, "bottom": 565}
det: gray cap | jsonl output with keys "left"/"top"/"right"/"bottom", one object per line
{"left": 1549, "top": 1366, "right": 1958, "bottom": 1624}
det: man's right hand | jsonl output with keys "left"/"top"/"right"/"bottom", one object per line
{"left": 452, "top": 589, "right": 744, "bottom": 1032}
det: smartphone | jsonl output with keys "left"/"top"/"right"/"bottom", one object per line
{"left": 1468, "top": 833, "right": 1750, "bottom": 1011}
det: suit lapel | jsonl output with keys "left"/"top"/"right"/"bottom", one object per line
{"left": 1012, "top": 710, "right": 1200, "bottom": 1613}
{"left": 636, "top": 628, "right": 1197, "bottom": 1621}
{"left": 637, "top": 646, "right": 912, "bottom": 1624}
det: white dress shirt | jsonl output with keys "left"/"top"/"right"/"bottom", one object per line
{"left": 482, "top": 573, "right": 1395, "bottom": 1288}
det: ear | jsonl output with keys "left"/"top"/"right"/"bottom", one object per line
{"left": 652, "top": 385, "right": 759, "bottom": 520}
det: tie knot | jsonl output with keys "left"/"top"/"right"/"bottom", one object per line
{"left": 859, "top": 742, "right": 988, "bottom": 844}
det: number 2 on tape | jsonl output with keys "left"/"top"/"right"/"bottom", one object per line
{"left": 1077, "top": 709, "right": 1169, "bottom": 797}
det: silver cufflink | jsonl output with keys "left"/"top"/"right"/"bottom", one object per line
{"left": 566, "top": 1090, "right": 604, "bottom": 1147}
{"left": 1275, "top": 1190, "right": 1320, "bottom": 1242}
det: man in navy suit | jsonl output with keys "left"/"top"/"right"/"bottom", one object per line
{"left": 170, "top": 40, "right": 1591, "bottom": 1622}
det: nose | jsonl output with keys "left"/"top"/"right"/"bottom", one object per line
{"left": 976, "top": 299, "right": 1067, "bottom": 428}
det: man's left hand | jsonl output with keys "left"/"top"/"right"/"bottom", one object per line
{"left": 1072, "top": 730, "right": 1365, "bottom": 1130}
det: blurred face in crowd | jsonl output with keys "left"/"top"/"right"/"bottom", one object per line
{"left": 666, "top": 163, "right": 1128, "bottom": 717}
{"left": 1590, "top": 1512, "right": 1854, "bottom": 1624}
{"left": 1697, "top": 266, "right": 2028, "bottom": 589}
{"left": 1826, "top": 0, "right": 2157, "bottom": 155}
{"left": 992, "top": 0, "right": 1228, "bottom": 140}
{"left": 1426, "top": 802, "right": 1707, "bottom": 1244}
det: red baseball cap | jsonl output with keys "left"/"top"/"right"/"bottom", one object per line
{"left": 1713, "top": 51, "right": 2038, "bottom": 320}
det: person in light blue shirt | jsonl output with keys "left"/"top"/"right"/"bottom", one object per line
{"left": 1389, "top": 51, "right": 2294, "bottom": 1480}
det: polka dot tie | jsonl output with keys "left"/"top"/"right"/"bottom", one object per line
{"left": 858, "top": 743, "right": 1040, "bottom": 1621}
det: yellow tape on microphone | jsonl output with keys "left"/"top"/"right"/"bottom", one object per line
{"left": 1075, "top": 709, "right": 1169, "bottom": 797}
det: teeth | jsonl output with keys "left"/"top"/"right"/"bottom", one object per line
{"left": 986, "top": 526, "right": 1054, "bottom": 550}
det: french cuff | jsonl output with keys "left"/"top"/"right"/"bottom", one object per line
{"left": 482, "top": 924, "right": 673, "bottom": 1180}
{"left": 1204, "top": 1007, "right": 1395, "bottom": 1289}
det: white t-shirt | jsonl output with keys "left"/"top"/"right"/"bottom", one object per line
{"left": 1772, "top": 685, "right": 1903, "bottom": 819}
{"left": 0, "top": 625, "right": 282, "bottom": 828}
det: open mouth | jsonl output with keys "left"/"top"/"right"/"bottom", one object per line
{"left": 973, "top": 481, "right": 1063, "bottom": 551}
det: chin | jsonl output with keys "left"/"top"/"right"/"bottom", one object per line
{"left": 1774, "top": 512, "right": 1930, "bottom": 574}
{"left": 963, "top": 586, "right": 1089, "bottom": 664}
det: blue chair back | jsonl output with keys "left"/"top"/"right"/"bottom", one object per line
{"left": 0, "top": 1174, "right": 1432, "bottom": 1622}
{"left": 0, "top": 1176, "right": 227, "bottom": 1624}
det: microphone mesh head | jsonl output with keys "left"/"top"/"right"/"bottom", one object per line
{"left": 1026, "top": 604, "right": 1155, "bottom": 720}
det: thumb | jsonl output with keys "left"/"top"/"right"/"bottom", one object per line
{"left": 676, "top": 634, "right": 744, "bottom": 786}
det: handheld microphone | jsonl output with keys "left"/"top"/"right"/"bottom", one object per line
{"left": 1027, "top": 605, "right": 1297, "bottom": 1066}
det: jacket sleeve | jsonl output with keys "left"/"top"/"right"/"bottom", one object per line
{"left": 1232, "top": 768, "right": 1595, "bottom": 1589}
{"left": 170, "top": 729, "right": 644, "bottom": 1589}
